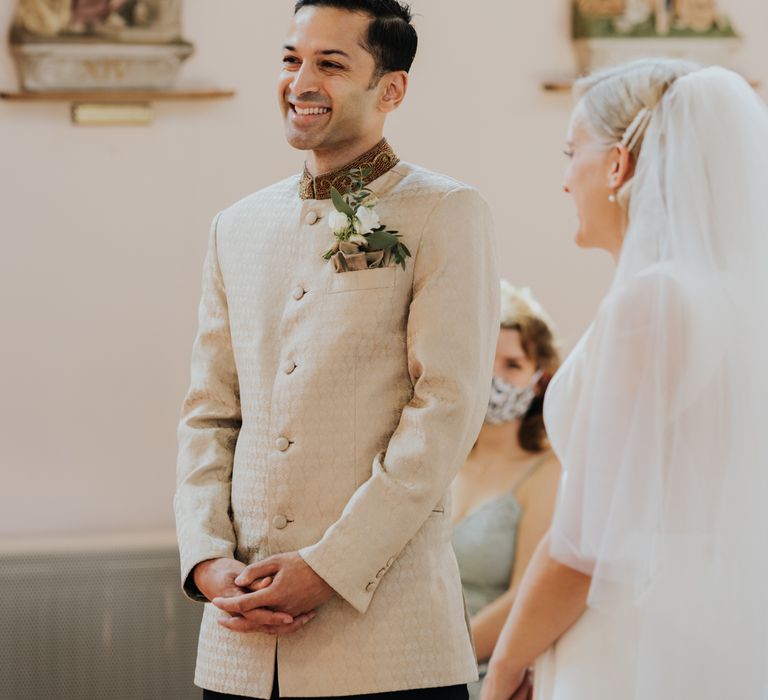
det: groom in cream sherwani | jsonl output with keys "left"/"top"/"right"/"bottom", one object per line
{"left": 175, "top": 1, "right": 499, "bottom": 698}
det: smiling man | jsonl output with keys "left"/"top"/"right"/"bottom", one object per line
{"left": 174, "top": 2, "right": 499, "bottom": 699}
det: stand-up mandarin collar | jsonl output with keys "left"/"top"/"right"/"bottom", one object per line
{"left": 299, "top": 139, "right": 399, "bottom": 201}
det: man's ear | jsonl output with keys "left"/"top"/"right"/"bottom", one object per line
{"left": 608, "top": 143, "right": 633, "bottom": 190}
{"left": 379, "top": 71, "right": 408, "bottom": 113}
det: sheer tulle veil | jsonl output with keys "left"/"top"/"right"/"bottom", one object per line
{"left": 544, "top": 66, "right": 768, "bottom": 697}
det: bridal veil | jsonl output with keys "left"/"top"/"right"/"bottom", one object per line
{"left": 546, "top": 66, "right": 768, "bottom": 697}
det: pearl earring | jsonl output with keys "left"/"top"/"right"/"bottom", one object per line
{"left": 608, "top": 192, "right": 617, "bottom": 203}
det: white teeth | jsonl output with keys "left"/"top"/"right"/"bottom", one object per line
{"left": 295, "top": 106, "right": 330, "bottom": 116}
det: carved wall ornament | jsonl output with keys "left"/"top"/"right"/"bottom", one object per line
{"left": 9, "top": 0, "right": 193, "bottom": 91}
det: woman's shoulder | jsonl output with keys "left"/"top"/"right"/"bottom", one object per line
{"left": 601, "top": 262, "right": 723, "bottom": 334}
{"left": 516, "top": 452, "right": 561, "bottom": 503}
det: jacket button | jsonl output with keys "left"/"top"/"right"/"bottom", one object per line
{"left": 365, "top": 581, "right": 376, "bottom": 592}
{"left": 305, "top": 211, "right": 319, "bottom": 225}
{"left": 273, "top": 515, "right": 289, "bottom": 530}
{"left": 386, "top": 557, "right": 396, "bottom": 567}
{"left": 275, "top": 437, "right": 290, "bottom": 452}
{"left": 292, "top": 286, "right": 306, "bottom": 301}
{"left": 283, "top": 360, "right": 297, "bottom": 375}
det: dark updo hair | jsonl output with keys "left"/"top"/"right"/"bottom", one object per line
{"left": 294, "top": 0, "right": 418, "bottom": 79}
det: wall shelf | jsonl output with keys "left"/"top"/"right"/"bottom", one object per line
{"left": 0, "top": 88, "right": 235, "bottom": 102}
{"left": 0, "top": 88, "right": 236, "bottom": 124}
{"left": 542, "top": 78, "right": 579, "bottom": 93}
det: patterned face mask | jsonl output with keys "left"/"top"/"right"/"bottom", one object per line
{"left": 485, "top": 371, "right": 543, "bottom": 426}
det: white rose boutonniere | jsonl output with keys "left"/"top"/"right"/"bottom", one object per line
{"left": 354, "top": 205, "right": 381, "bottom": 235}
{"left": 322, "top": 166, "right": 412, "bottom": 273}
{"left": 328, "top": 209, "right": 352, "bottom": 235}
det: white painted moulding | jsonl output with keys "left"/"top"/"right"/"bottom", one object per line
{"left": 574, "top": 36, "right": 743, "bottom": 73}
{"left": 10, "top": 41, "right": 194, "bottom": 92}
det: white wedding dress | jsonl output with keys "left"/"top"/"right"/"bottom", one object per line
{"left": 533, "top": 329, "right": 644, "bottom": 700}
{"left": 532, "top": 66, "right": 768, "bottom": 700}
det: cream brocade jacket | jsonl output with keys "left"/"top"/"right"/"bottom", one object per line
{"left": 175, "top": 150, "right": 499, "bottom": 698}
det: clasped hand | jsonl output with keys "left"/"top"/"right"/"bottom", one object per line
{"left": 479, "top": 666, "right": 533, "bottom": 700}
{"left": 193, "top": 552, "right": 335, "bottom": 636}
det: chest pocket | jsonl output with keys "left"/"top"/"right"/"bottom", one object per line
{"left": 326, "top": 266, "right": 397, "bottom": 294}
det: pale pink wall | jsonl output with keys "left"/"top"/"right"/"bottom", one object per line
{"left": 0, "top": 0, "right": 765, "bottom": 537}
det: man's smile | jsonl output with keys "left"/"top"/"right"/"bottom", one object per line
{"left": 288, "top": 101, "right": 332, "bottom": 126}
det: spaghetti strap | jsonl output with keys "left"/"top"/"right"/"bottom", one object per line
{"left": 510, "top": 452, "right": 551, "bottom": 494}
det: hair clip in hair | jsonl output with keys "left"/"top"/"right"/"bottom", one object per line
{"left": 620, "top": 107, "right": 653, "bottom": 152}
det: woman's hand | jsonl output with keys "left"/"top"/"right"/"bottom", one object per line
{"left": 480, "top": 665, "right": 531, "bottom": 700}
{"left": 478, "top": 536, "right": 591, "bottom": 700}
{"left": 512, "top": 670, "right": 534, "bottom": 700}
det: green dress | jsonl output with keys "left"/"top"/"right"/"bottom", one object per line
{"left": 452, "top": 455, "right": 549, "bottom": 700}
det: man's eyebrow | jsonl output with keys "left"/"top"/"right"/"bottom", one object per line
{"left": 282, "top": 45, "right": 351, "bottom": 59}
{"left": 319, "top": 49, "right": 350, "bottom": 58}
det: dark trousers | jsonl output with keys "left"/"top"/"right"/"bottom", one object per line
{"left": 203, "top": 683, "right": 469, "bottom": 700}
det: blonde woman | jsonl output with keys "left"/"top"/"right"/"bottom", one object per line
{"left": 482, "top": 59, "right": 768, "bottom": 699}
{"left": 452, "top": 283, "right": 561, "bottom": 700}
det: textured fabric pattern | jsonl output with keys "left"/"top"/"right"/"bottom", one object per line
{"left": 203, "top": 682, "right": 470, "bottom": 699}
{"left": 175, "top": 162, "right": 499, "bottom": 698}
{"left": 299, "top": 138, "right": 399, "bottom": 200}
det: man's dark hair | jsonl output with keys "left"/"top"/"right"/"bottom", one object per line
{"left": 294, "top": 0, "right": 418, "bottom": 79}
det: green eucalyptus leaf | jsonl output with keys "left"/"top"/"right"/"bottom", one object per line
{"left": 331, "top": 187, "right": 356, "bottom": 218}
{"left": 366, "top": 230, "right": 398, "bottom": 250}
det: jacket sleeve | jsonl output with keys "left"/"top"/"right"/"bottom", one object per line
{"left": 299, "top": 186, "right": 499, "bottom": 613}
{"left": 174, "top": 213, "right": 241, "bottom": 602}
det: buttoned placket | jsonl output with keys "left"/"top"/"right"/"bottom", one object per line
{"left": 266, "top": 202, "right": 325, "bottom": 547}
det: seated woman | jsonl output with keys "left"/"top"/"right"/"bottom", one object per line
{"left": 452, "top": 282, "right": 562, "bottom": 700}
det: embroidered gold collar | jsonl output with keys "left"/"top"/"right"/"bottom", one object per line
{"left": 299, "top": 139, "right": 399, "bottom": 200}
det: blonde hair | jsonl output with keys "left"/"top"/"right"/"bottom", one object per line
{"left": 574, "top": 58, "right": 700, "bottom": 205}
{"left": 499, "top": 282, "right": 561, "bottom": 452}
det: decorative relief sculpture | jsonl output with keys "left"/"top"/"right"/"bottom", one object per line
{"left": 9, "top": 0, "right": 192, "bottom": 91}
{"left": 572, "top": 0, "right": 740, "bottom": 73}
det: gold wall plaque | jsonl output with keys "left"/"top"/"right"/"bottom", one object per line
{"left": 71, "top": 102, "right": 152, "bottom": 125}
